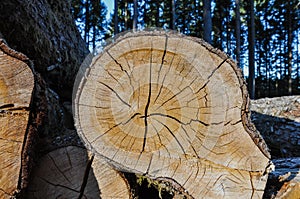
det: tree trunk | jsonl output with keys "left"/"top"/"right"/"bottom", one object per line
{"left": 26, "top": 146, "right": 131, "bottom": 198}
{"left": 133, "top": 0, "right": 138, "bottom": 30}
{"left": 287, "top": 1, "right": 293, "bottom": 95}
{"left": 235, "top": 0, "right": 241, "bottom": 67}
{"left": 74, "top": 31, "right": 272, "bottom": 198}
{"left": 0, "top": 40, "right": 34, "bottom": 198}
{"left": 171, "top": 0, "right": 176, "bottom": 30}
{"left": 203, "top": 0, "right": 212, "bottom": 44}
{"left": 248, "top": 0, "right": 256, "bottom": 99}
{"left": 114, "top": 0, "right": 118, "bottom": 34}
{"left": 0, "top": 0, "right": 89, "bottom": 100}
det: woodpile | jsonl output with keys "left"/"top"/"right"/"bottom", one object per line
{"left": 2, "top": 31, "right": 299, "bottom": 198}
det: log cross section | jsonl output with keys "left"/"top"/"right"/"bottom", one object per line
{"left": 0, "top": 39, "right": 34, "bottom": 198}
{"left": 74, "top": 31, "right": 271, "bottom": 198}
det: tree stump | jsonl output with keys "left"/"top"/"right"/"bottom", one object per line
{"left": 26, "top": 146, "right": 131, "bottom": 198}
{"left": 74, "top": 31, "right": 272, "bottom": 198}
{"left": 0, "top": 39, "right": 34, "bottom": 198}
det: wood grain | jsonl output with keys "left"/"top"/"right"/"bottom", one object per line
{"left": 74, "top": 31, "right": 272, "bottom": 198}
{"left": 26, "top": 146, "right": 131, "bottom": 198}
{"left": 0, "top": 39, "right": 34, "bottom": 198}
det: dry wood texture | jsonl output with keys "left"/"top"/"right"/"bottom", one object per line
{"left": 0, "top": 39, "right": 34, "bottom": 198}
{"left": 74, "top": 31, "right": 272, "bottom": 198}
{"left": 26, "top": 146, "right": 131, "bottom": 198}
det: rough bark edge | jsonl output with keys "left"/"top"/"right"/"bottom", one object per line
{"left": 0, "top": 38, "right": 48, "bottom": 198}
{"left": 76, "top": 29, "right": 271, "bottom": 161}
{"left": 17, "top": 73, "right": 48, "bottom": 198}
{"left": 0, "top": 39, "right": 29, "bottom": 62}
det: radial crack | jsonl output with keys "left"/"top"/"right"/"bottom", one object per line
{"left": 99, "top": 81, "right": 131, "bottom": 108}
{"left": 142, "top": 46, "right": 153, "bottom": 152}
{"left": 78, "top": 155, "right": 94, "bottom": 199}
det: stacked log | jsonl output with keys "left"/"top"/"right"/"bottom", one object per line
{"left": 26, "top": 146, "right": 131, "bottom": 198}
{"left": 0, "top": 39, "right": 34, "bottom": 198}
{"left": 73, "top": 31, "right": 272, "bottom": 198}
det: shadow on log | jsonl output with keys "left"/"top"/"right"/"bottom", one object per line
{"left": 25, "top": 146, "right": 131, "bottom": 198}
{"left": 250, "top": 96, "right": 300, "bottom": 198}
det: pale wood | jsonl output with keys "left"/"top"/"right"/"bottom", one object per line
{"left": 26, "top": 146, "right": 131, "bottom": 198}
{"left": 74, "top": 31, "right": 271, "bottom": 198}
{"left": 0, "top": 39, "right": 34, "bottom": 198}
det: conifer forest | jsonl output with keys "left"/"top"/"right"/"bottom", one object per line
{"left": 72, "top": 0, "right": 300, "bottom": 99}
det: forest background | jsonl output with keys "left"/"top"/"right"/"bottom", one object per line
{"left": 71, "top": 0, "right": 300, "bottom": 99}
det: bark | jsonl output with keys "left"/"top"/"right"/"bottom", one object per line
{"left": 0, "top": 0, "right": 89, "bottom": 100}
{"left": 74, "top": 31, "right": 271, "bottom": 198}
{"left": 0, "top": 39, "right": 34, "bottom": 198}
{"left": 26, "top": 146, "right": 131, "bottom": 198}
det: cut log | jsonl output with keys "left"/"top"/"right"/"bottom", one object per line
{"left": 73, "top": 31, "right": 272, "bottom": 198}
{"left": 26, "top": 146, "right": 131, "bottom": 198}
{"left": 0, "top": 39, "right": 34, "bottom": 198}
{"left": 264, "top": 157, "right": 300, "bottom": 199}
{"left": 251, "top": 96, "right": 300, "bottom": 158}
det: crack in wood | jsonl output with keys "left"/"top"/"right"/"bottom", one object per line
{"left": 98, "top": 81, "right": 131, "bottom": 108}
{"left": 0, "top": 103, "right": 14, "bottom": 109}
{"left": 48, "top": 154, "right": 72, "bottom": 185}
{"left": 155, "top": 34, "right": 168, "bottom": 94}
{"left": 0, "top": 187, "right": 11, "bottom": 197}
{"left": 156, "top": 120, "right": 186, "bottom": 155}
{"left": 142, "top": 46, "right": 153, "bottom": 152}
{"left": 38, "top": 176, "right": 80, "bottom": 195}
{"left": 0, "top": 137, "right": 22, "bottom": 143}
{"left": 78, "top": 155, "right": 94, "bottom": 199}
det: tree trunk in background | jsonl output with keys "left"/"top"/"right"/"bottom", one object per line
{"left": 235, "top": 0, "right": 241, "bottom": 67}
{"left": 84, "top": 0, "right": 90, "bottom": 47}
{"left": 171, "top": 0, "right": 176, "bottom": 30}
{"left": 133, "top": 0, "right": 138, "bottom": 30}
{"left": 203, "top": 0, "right": 212, "bottom": 44}
{"left": 0, "top": 0, "right": 88, "bottom": 100}
{"left": 287, "top": 1, "right": 293, "bottom": 95}
{"left": 114, "top": 0, "right": 118, "bottom": 34}
{"left": 248, "top": 0, "right": 256, "bottom": 99}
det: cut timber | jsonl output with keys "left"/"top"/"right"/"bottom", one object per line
{"left": 264, "top": 157, "right": 300, "bottom": 199}
{"left": 26, "top": 146, "right": 131, "bottom": 198}
{"left": 74, "top": 31, "right": 271, "bottom": 198}
{"left": 0, "top": 39, "right": 34, "bottom": 198}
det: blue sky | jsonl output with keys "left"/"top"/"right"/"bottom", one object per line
{"left": 103, "top": 0, "right": 114, "bottom": 19}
